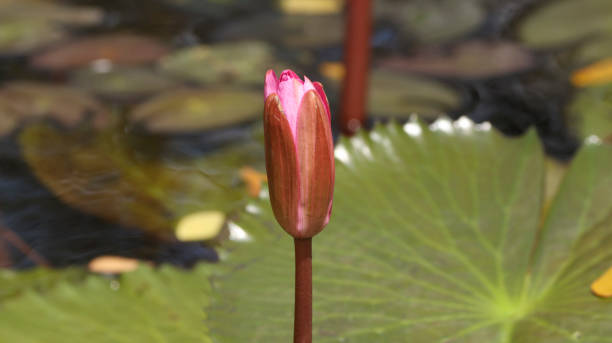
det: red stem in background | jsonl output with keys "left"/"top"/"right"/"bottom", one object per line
{"left": 0, "top": 222, "right": 51, "bottom": 268}
{"left": 340, "top": 0, "right": 372, "bottom": 135}
{"left": 293, "top": 238, "right": 312, "bottom": 343}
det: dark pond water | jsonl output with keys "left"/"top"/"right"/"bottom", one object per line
{"left": 0, "top": 0, "right": 610, "bottom": 269}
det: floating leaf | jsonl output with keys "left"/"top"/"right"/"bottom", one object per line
{"left": 130, "top": 88, "right": 261, "bottom": 134}
{"left": 31, "top": 34, "right": 169, "bottom": 71}
{"left": 70, "top": 66, "right": 179, "bottom": 102}
{"left": 209, "top": 120, "right": 612, "bottom": 342}
{"left": 568, "top": 83, "right": 612, "bottom": 140}
{"left": 214, "top": 13, "right": 343, "bottom": 48}
{"left": 0, "top": 265, "right": 213, "bottom": 342}
{"left": 239, "top": 166, "right": 267, "bottom": 197}
{"left": 519, "top": 0, "right": 612, "bottom": 65}
{"left": 20, "top": 124, "right": 262, "bottom": 237}
{"left": 0, "top": 0, "right": 104, "bottom": 27}
{"left": 368, "top": 70, "right": 461, "bottom": 120}
{"left": 374, "top": 0, "right": 483, "bottom": 43}
{"left": 0, "top": 81, "right": 111, "bottom": 136}
{"left": 0, "top": 18, "right": 66, "bottom": 55}
{"left": 0, "top": 267, "right": 86, "bottom": 302}
{"left": 175, "top": 211, "right": 226, "bottom": 242}
{"left": 380, "top": 41, "right": 534, "bottom": 79}
{"left": 591, "top": 266, "right": 612, "bottom": 298}
{"left": 157, "top": 0, "right": 260, "bottom": 18}
{"left": 159, "top": 41, "right": 281, "bottom": 86}
{"left": 279, "top": 0, "right": 344, "bottom": 15}
{"left": 571, "top": 58, "right": 612, "bottom": 87}
{"left": 88, "top": 256, "right": 141, "bottom": 274}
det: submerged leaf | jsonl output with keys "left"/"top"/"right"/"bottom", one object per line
{"left": 20, "top": 125, "right": 263, "bottom": 237}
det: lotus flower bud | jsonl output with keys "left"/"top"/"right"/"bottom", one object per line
{"left": 263, "top": 69, "right": 335, "bottom": 238}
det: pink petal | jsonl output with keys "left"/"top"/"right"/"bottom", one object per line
{"left": 278, "top": 70, "right": 305, "bottom": 138}
{"left": 264, "top": 69, "right": 278, "bottom": 99}
{"left": 313, "top": 82, "right": 331, "bottom": 121}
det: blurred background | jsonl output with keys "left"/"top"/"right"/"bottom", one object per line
{"left": 0, "top": 0, "right": 610, "bottom": 271}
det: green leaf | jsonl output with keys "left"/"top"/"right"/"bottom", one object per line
{"left": 0, "top": 265, "right": 212, "bottom": 342}
{"left": 569, "top": 83, "right": 612, "bottom": 140}
{"left": 129, "top": 88, "right": 262, "bottom": 134}
{"left": 209, "top": 120, "right": 612, "bottom": 342}
{"left": 0, "top": 268, "right": 86, "bottom": 302}
{"left": 518, "top": 0, "right": 612, "bottom": 64}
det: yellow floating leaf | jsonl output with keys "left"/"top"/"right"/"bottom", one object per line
{"left": 175, "top": 211, "right": 225, "bottom": 242}
{"left": 240, "top": 166, "right": 267, "bottom": 197}
{"left": 88, "top": 256, "right": 140, "bottom": 274}
{"left": 319, "top": 62, "right": 345, "bottom": 82}
{"left": 571, "top": 58, "right": 612, "bottom": 87}
{"left": 279, "top": 0, "right": 344, "bottom": 15}
{"left": 591, "top": 265, "right": 612, "bottom": 297}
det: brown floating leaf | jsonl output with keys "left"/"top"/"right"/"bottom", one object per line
{"left": 31, "top": 34, "right": 169, "bottom": 71}
{"left": 381, "top": 41, "right": 534, "bottom": 79}
{"left": 88, "top": 256, "right": 140, "bottom": 274}
{"left": 0, "top": 81, "right": 111, "bottom": 135}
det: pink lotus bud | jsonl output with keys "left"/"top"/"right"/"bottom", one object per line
{"left": 263, "top": 69, "right": 335, "bottom": 238}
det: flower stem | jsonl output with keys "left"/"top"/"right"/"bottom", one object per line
{"left": 294, "top": 237, "right": 312, "bottom": 343}
{"left": 340, "top": 0, "right": 372, "bottom": 135}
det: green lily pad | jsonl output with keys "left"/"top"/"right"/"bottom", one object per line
{"left": 0, "top": 265, "right": 213, "bottom": 342}
{"left": 70, "top": 66, "right": 179, "bottom": 102}
{"left": 368, "top": 70, "right": 461, "bottom": 120}
{"left": 3, "top": 120, "right": 612, "bottom": 342}
{"left": 20, "top": 124, "right": 263, "bottom": 238}
{"left": 159, "top": 41, "right": 281, "bottom": 86}
{"left": 575, "top": 38, "right": 612, "bottom": 65}
{"left": 568, "top": 83, "right": 612, "bottom": 140}
{"left": 0, "top": 81, "right": 111, "bottom": 136}
{"left": 31, "top": 34, "right": 169, "bottom": 71}
{"left": 209, "top": 120, "right": 612, "bottom": 342}
{"left": 0, "top": 18, "right": 66, "bottom": 55}
{"left": 519, "top": 0, "right": 612, "bottom": 63}
{"left": 374, "top": 0, "right": 484, "bottom": 43}
{"left": 130, "top": 88, "right": 261, "bottom": 134}
{"left": 214, "top": 13, "right": 343, "bottom": 48}
{"left": 0, "top": 267, "right": 86, "bottom": 302}
{"left": 157, "top": 0, "right": 259, "bottom": 18}
{"left": 380, "top": 41, "right": 534, "bottom": 79}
